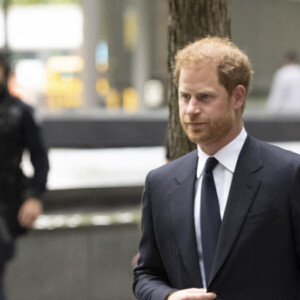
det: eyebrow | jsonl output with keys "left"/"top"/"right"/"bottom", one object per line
{"left": 179, "top": 89, "right": 215, "bottom": 95}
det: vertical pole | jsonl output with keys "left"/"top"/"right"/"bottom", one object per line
{"left": 3, "top": 0, "right": 9, "bottom": 50}
{"left": 132, "top": 0, "right": 154, "bottom": 109}
{"left": 80, "top": 0, "right": 101, "bottom": 109}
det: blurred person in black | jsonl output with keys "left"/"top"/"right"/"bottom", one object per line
{"left": 0, "top": 50, "right": 49, "bottom": 300}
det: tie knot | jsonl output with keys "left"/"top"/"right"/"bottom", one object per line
{"left": 204, "top": 157, "right": 218, "bottom": 174}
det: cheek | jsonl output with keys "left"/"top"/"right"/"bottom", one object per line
{"left": 210, "top": 101, "right": 231, "bottom": 117}
{"left": 178, "top": 101, "right": 185, "bottom": 117}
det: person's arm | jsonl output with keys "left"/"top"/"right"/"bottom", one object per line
{"left": 22, "top": 106, "right": 49, "bottom": 200}
{"left": 290, "top": 165, "right": 300, "bottom": 264}
{"left": 133, "top": 171, "right": 218, "bottom": 300}
{"left": 18, "top": 197, "right": 42, "bottom": 228}
{"left": 19, "top": 105, "right": 49, "bottom": 227}
{"left": 133, "top": 172, "right": 177, "bottom": 300}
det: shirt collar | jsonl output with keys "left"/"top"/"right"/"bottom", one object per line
{"left": 197, "top": 127, "right": 247, "bottom": 177}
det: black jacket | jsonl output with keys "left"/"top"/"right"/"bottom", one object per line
{"left": 134, "top": 136, "right": 300, "bottom": 300}
{"left": 0, "top": 90, "right": 49, "bottom": 238}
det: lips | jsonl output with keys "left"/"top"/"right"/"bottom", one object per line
{"left": 186, "top": 122, "right": 206, "bottom": 126}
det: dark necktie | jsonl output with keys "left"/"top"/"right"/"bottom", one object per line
{"left": 201, "top": 157, "right": 221, "bottom": 284}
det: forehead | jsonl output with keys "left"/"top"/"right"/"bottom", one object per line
{"left": 178, "top": 63, "right": 219, "bottom": 88}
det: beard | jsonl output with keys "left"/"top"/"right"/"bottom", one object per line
{"left": 181, "top": 110, "right": 236, "bottom": 148}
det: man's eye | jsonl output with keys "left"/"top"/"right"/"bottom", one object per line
{"left": 181, "top": 94, "right": 190, "bottom": 100}
{"left": 201, "top": 94, "right": 210, "bottom": 99}
{"left": 197, "top": 94, "right": 211, "bottom": 101}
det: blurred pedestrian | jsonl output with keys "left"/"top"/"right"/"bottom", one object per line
{"left": 0, "top": 50, "right": 49, "bottom": 300}
{"left": 266, "top": 50, "right": 300, "bottom": 114}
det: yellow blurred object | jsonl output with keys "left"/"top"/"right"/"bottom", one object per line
{"left": 123, "top": 88, "right": 138, "bottom": 111}
{"left": 96, "top": 78, "right": 110, "bottom": 96}
{"left": 123, "top": 9, "right": 138, "bottom": 51}
{"left": 46, "top": 56, "right": 84, "bottom": 109}
{"left": 106, "top": 88, "right": 121, "bottom": 108}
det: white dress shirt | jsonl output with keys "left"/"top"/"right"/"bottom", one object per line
{"left": 194, "top": 128, "right": 247, "bottom": 287}
{"left": 266, "top": 64, "right": 300, "bottom": 114}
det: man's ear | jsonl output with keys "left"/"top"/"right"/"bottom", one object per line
{"left": 232, "top": 85, "right": 246, "bottom": 110}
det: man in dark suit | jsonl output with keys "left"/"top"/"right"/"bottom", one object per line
{"left": 133, "top": 36, "right": 300, "bottom": 300}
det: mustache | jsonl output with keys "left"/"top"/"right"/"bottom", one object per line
{"left": 182, "top": 116, "right": 208, "bottom": 123}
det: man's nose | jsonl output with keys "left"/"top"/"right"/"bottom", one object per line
{"left": 186, "top": 97, "right": 201, "bottom": 115}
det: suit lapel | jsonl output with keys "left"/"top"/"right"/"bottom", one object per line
{"left": 208, "top": 136, "right": 263, "bottom": 285}
{"left": 169, "top": 150, "right": 203, "bottom": 287}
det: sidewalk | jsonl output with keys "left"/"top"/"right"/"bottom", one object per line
{"left": 22, "top": 146, "right": 166, "bottom": 190}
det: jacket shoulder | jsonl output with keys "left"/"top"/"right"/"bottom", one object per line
{"left": 247, "top": 136, "right": 300, "bottom": 170}
{"left": 10, "top": 95, "right": 34, "bottom": 113}
{"left": 147, "top": 150, "right": 198, "bottom": 184}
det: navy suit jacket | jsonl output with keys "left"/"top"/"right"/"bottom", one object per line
{"left": 133, "top": 135, "right": 300, "bottom": 300}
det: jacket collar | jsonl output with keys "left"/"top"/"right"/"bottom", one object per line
{"left": 208, "top": 135, "right": 263, "bottom": 286}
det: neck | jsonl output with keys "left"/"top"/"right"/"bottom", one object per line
{"left": 199, "top": 123, "right": 243, "bottom": 156}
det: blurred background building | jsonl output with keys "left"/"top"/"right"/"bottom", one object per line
{"left": 1, "top": 0, "right": 300, "bottom": 114}
{"left": 0, "top": 0, "right": 167, "bottom": 112}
